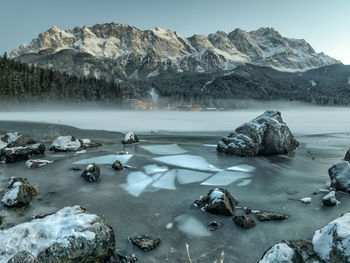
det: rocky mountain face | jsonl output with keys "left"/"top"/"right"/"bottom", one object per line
{"left": 10, "top": 23, "right": 340, "bottom": 82}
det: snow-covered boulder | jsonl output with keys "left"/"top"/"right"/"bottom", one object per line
{"left": 322, "top": 191, "right": 340, "bottom": 207}
{"left": 312, "top": 212, "right": 350, "bottom": 262}
{"left": 1, "top": 132, "right": 37, "bottom": 148}
{"left": 7, "top": 251, "right": 38, "bottom": 263}
{"left": 26, "top": 159, "right": 53, "bottom": 169}
{"left": 122, "top": 132, "right": 139, "bottom": 145}
{"left": 0, "top": 206, "right": 116, "bottom": 262}
{"left": 81, "top": 163, "right": 101, "bottom": 182}
{"left": 49, "top": 136, "right": 101, "bottom": 152}
{"left": 1, "top": 177, "right": 37, "bottom": 207}
{"left": 259, "top": 243, "right": 295, "bottom": 263}
{"left": 49, "top": 135, "right": 81, "bottom": 152}
{"left": 2, "top": 143, "right": 45, "bottom": 163}
{"left": 345, "top": 149, "right": 350, "bottom": 162}
{"left": 194, "top": 188, "right": 238, "bottom": 216}
{"left": 328, "top": 161, "right": 350, "bottom": 193}
{"left": 217, "top": 110, "right": 299, "bottom": 157}
{"left": 260, "top": 240, "right": 320, "bottom": 263}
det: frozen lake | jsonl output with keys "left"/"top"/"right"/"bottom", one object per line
{"left": 0, "top": 106, "right": 349, "bottom": 134}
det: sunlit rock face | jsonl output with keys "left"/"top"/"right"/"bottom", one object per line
{"left": 10, "top": 23, "right": 339, "bottom": 82}
{"left": 217, "top": 110, "right": 299, "bottom": 157}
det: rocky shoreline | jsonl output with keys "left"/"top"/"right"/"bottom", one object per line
{"left": 0, "top": 111, "right": 349, "bottom": 262}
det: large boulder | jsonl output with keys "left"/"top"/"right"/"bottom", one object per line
{"left": 217, "top": 110, "right": 299, "bottom": 157}
{"left": 194, "top": 188, "right": 238, "bottom": 216}
{"left": 1, "top": 177, "right": 37, "bottom": 207}
{"left": 0, "top": 206, "right": 115, "bottom": 263}
{"left": 328, "top": 161, "right": 350, "bottom": 193}
{"left": 81, "top": 164, "right": 101, "bottom": 183}
{"left": 260, "top": 240, "right": 320, "bottom": 263}
{"left": 7, "top": 251, "right": 38, "bottom": 263}
{"left": 49, "top": 136, "right": 101, "bottom": 152}
{"left": 312, "top": 212, "right": 350, "bottom": 262}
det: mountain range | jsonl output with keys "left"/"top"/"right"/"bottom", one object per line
{"left": 10, "top": 23, "right": 340, "bottom": 82}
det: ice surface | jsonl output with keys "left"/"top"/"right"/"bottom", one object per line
{"left": 139, "top": 144, "right": 188, "bottom": 155}
{"left": 0, "top": 206, "right": 97, "bottom": 262}
{"left": 237, "top": 179, "right": 252, "bottom": 186}
{"left": 153, "top": 154, "right": 221, "bottom": 172}
{"left": 144, "top": 164, "right": 169, "bottom": 174}
{"left": 259, "top": 243, "right": 294, "bottom": 263}
{"left": 201, "top": 171, "right": 251, "bottom": 186}
{"left": 174, "top": 215, "right": 211, "bottom": 237}
{"left": 122, "top": 172, "right": 153, "bottom": 197}
{"left": 227, "top": 164, "right": 256, "bottom": 172}
{"left": 176, "top": 169, "right": 212, "bottom": 184}
{"left": 203, "top": 144, "right": 217, "bottom": 147}
{"left": 73, "top": 154, "right": 133, "bottom": 165}
{"left": 152, "top": 170, "right": 177, "bottom": 190}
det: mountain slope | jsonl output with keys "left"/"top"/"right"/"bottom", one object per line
{"left": 10, "top": 23, "right": 340, "bottom": 82}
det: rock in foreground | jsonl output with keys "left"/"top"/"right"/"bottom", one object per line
{"left": 233, "top": 215, "right": 256, "bottom": 229}
{"left": 0, "top": 206, "right": 115, "bottom": 262}
{"left": 255, "top": 210, "right": 288, "bottom": 221}
{"left": 2, "top": 143, "right": 45, "bottom": 163}
{"left": 328, "top": 161, "right": 350, "bottom": 193}
{"left": 1, "top": 177, "right": 37, "bottom": 207}
{"left": 217, "top": 110, "right": 299, "bottom": 157}
{"left": 81, "top": 164, "right": 101, "bottom": 183}
{"left": 111, "top": 160, "right": 124, "bottom": 170}
{"left": 194, "top": 188, "right": 238, "bottom": 216}
{"left": 322, "top": 191, "right": 340, "bottom": 207}
{"left": 129, "top": 235, "right": 160, "bottom": 251}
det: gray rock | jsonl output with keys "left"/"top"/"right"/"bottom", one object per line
{"left": 255, "top": 210, "right": 288, "bottom": 221}
{"left": 217, "top": 110, "right": 299, "bottom": 157}
{"left": 194, "top": 188, "right": 238, "bottom": 216}
{"left": 0, "top": 206, "right": 116, "bottom": 263}
{"left": 80, "top": 138, "right": 102, "bottom": 149}
{"left": 7, "top": 251, "right": 38, "bottom": 263}
{"left": 122, "top": 132, "right": 139, "bottom": 145}
{"left": 345, "top": 149, "right": 350, "bottom": 162}
{"left": 208, "top": 220, "right": 224, "bottom": 231}
{"left": 3, "top": 143, "right": 45, "bottom": 163}
{"left": 1, "top": 177, "right": 37, "bottom": 207}
{"left": 322, "top": 191, "right": 340, "bottom": 207}
{"left": 328, "top": 160, "right": 350, "bottom": 193}
{"left": 81, "top": 164, "right": 100, "bottom": 183}
{"left": 129, "top": 235, "right": 160, "bottom": 252}
{"left": 111, "top": 160, "right": 124, "bottom": 170}
{"left": 233, "top": 215, "right": 256, "bottom": 229}
{"left": 110, "top": 251, "right": 137, "bottom": 263}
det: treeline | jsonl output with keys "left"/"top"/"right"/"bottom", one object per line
{"left": 0, "top": 54, "right": 122, "bottom": 102}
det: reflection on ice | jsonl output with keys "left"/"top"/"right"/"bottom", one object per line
{"left": 153, "top": 154, "right": 222, "bottom": 172}
{"left": 152, "top": 170, "right": 177, "bottom": 190}
{"left": 174, "top": 215, "right": 211, "bottom": 237}
{"left": 144, "top": 164, "right": 169, "bottom": 174}
{"left": 237, "top": 179, "right": 252, "bottom": 186}
{"left": 227, "top": 164, "right": 256, "bottom": 172}
{"left": 122, "top": 172, "right": 153, "bottom": 197}
{"left": 176, "top": 169, "right": 212, "bottom": 184}
{"left": 73, "top": 154, "right": 133, "bottom": 165}
{"left": 139, "top": 144, "right": 188, "bottom": 155}
{"left": 201, "top": 171, "right": 251, "bottom": 186}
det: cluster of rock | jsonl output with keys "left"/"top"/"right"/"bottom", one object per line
{"left": 194, "top": 188, "right": 288, "bottom": 230}
{"left": 259, "top": 212, "right": 350, "bottom": 262}
{"left": 0, "top": 132, "right": 45, "bottom": 163}
{"left": 1, "top": 177, "right": 37, "bottom": 207}
{"left": 217, "top": 110, "right": 299, "bottom": 157}
{"left": 49, "top": 135, "right": 101, "bottom": 152}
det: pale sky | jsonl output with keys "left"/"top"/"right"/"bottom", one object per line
{"left": 1, "top": 0, "right": 349, "bottom": 64}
